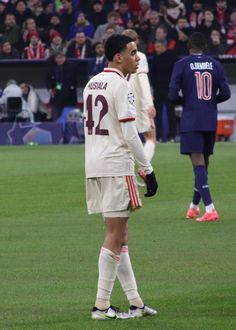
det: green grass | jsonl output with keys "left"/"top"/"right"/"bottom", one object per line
{"left": 0, "top": 143, "right": 235, "bottom": 330}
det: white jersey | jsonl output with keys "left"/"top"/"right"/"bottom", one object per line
{"left": 127, "top": 51, "right": 153, "bottom": 111}
{"left": 83, "top": 68, "right": 137, "bottom": 178}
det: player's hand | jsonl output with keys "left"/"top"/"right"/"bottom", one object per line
{"left": 148, "top": 106, "right": 156, "bottom": 118}
{"left": 144, "top": 171, "right": 158, "bottom": 197}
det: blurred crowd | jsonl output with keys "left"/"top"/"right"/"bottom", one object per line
{"left": 0, "top": 0, "right": 235, "bottom": 130}
{"left": 0, "top": 0, "right": 235, "bottom": 60}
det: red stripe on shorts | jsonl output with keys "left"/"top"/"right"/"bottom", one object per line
{"left": 126, "top": 176, "right": 139, "bottom": 209}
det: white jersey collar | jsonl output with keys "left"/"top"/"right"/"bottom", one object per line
{"left": 103, "top": 68, "right": 124, "bottom": 78}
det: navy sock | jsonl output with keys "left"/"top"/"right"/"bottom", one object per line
{"left": 192, "top": 178, "right": 201, "bottom": 205}
{"left": 194, "top": 165, "right": 213, "bottom": 207}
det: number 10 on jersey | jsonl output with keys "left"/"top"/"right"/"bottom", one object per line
{"left": 194, "top": 71, "right": 212, "bottom": 101}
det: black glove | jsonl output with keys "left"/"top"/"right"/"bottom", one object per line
{"left": 144, "top": 171, "right": 158, "bottom": 197}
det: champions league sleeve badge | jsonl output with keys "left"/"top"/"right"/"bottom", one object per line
{"left": 127, "top": 92, "right": 135, "bottom": 105}
{"left": 127, "top": 92, "right": 136, "bottom": 116}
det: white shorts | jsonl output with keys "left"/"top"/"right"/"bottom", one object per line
{"left": 136, "top": 109, "right": 154, "bottom": 134}
{"left": 86, "top": 176, "right": 142, "bottom": 217}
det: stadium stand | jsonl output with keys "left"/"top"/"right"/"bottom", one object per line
{"left": 0, "top": 0, "right": 235, "bottom": 142}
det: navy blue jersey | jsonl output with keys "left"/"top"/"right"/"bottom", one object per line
{"left": 169, "top": 54, "right": 231, "bottom": 132}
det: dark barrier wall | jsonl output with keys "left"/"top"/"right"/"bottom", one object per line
{"left": 0, "top": 56, "right": 235, "bottom": 90}
{"left": 0, "top": 58, "right": 94, "bottom": 89}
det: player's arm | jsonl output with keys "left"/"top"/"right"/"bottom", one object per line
{"left": 216, "top": 64, "right": 231, "bottom": 103}
{"left": 168, "top": 62, "right": 184, "bottom": 105}
{"left": 121, "top": 120, "right": 152, "bottom": 174}
{"left": 115, "top": 81, "right": 157, "bottom": 196}
{"left": 115, "top": 81, "right": 152, "bottom": 174}
{"left": 121, "top": 120, "right": 158, "bottom": 197}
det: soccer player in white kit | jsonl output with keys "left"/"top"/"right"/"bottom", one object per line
{"left": 83, "top": 34, "right": 158, "bottom": 320}
{"left": 122, "top": 29, "right": 156, "bottom": 175}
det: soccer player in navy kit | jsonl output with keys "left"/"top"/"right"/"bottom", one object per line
{"left": 169, "top": 32, "right": 231, "bottom": 222}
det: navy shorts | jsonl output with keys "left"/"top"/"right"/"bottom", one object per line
{"left": 180, "top": 131, "right": 216, "bottom": 155}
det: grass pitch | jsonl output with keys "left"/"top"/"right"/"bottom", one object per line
{"left": 0, "top": 143, "right": 235, "bottom": 330}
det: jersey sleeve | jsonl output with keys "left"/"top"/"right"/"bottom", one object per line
{"left": 121, "top": 120, "right": 153, "bottom": 175}
{"left": 115, "top": 80, "right": 137, "bottom": 122}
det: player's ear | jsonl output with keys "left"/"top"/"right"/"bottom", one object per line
{"left": 114, "top": 53, "right": 122, "bottom": 64}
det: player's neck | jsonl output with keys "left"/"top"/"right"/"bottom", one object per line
{"left": 107, "top": 63, "right": 126, "bottom": 77}
{"left": 190, "top": 49, "right": 203, "bottom": 55}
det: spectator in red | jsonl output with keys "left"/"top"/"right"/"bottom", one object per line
{"left": 47, "top": 31, "right": 67, "bottom": 58}
{"left": 21, "top": 17, "right": 39, "bottom": 47}
{"left": 127, "top": 0, "right": 140, "bottom": 16}
{"left": 68, "top": 11, "right": 95, "bottom": 40}
{"left": 188, "top": 0, "right": 204, "bottom": 29}
{"left": 226, "top": 26, "right": 236, "bottom": 54}
{"left": 147, "top": 24, "right": 176, "bottom": 54}
{"left": 138, "top": 0, "right": 152, "bottom": 24}
{"left": 66, "top": 31, "right": 93, "bottom": 59}
{"left": 225, "top": 9, "right": 236, "bottom": 46}
{"left": 23, "top": 31, "right": 48, "bottom": 59}
{"left": 215, "top": 0, "right": 231, "bottom": 31}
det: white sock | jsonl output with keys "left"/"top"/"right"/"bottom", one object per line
{"left": 95, "top": 247, "right": 120, "bottom": 310}
{"left": 143, "top": 140, "right": 155, "bottom": 162}
{"left": 206, "top": 203, "right": 215, "bottom": 213}
{"left": 190, "top": 202, "right": 199, "bottom": 210}
{"left": 117, "top": 245, "right": 143, "bottom": 307}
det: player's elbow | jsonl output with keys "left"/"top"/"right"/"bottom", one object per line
{"left": 124, "top": 133, "right": 139, "bottom": 143}
{"left": 217, "top": 89, "right": 231, "bottom": 103}
{"left": 225, "top": 88, "right": 231, "bottom": 101}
